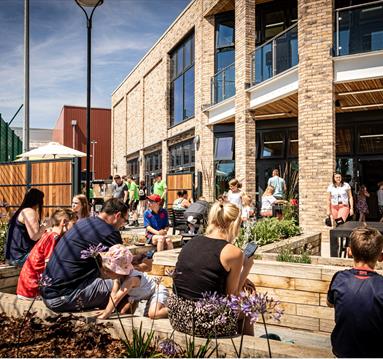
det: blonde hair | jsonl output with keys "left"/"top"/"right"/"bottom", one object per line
{"left": 73, "top": 194, "right": 90, "bottom": 218}
{"left": 50, "top": 208, "right": 77, "bottom": 227}
{"left": 206, "top": 202, "right": 241, "bottom": 243}
{"left": 263, "top": 186, "right": 275, "bottom": 197}
{"left": 242, "top": 194, "right": 252, "bottom": 206}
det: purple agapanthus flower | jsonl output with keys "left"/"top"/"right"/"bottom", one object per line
{"left": 158, "top": 339, "right": 179, "bottom": 356}
{"left": 37, "top": 273, "right": 52, "bottom": 288}
{"left": 80, "top": 243, "right": 108, "bottom": 259}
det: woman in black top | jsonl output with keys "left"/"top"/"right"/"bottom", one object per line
{"left": 168, "top": 201, "right": 254, "bottom": 337}
{"left": 138, "top": 180, "right": 147, "bottom": 217}
{"left": 5, "top": 188, "right": 46, "bottom": 266}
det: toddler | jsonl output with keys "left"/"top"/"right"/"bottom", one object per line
{"left": 241, "top": 194, "right": 255, "bottom": 222}
{"left": 97, "top": 244, "right": 168, "bottom": 320}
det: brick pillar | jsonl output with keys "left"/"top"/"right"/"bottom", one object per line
{"left": 161, "top": 139, "right": 168, "bottom": 180}
{"left": 195, "top": 11, "right": 215, "bottom": 201}
{"left": 298, "top": 0, "right": 335, "bottom": 241}
{"left": 139, "top": 149, "right": 144, "bottom": 181}
{"left": 235, "top": 0, "right": 256, "bottom": 196}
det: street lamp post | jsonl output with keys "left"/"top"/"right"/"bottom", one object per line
{"left": 75, "top": 0, "right": 103, "bottom": 201}
{"left": 91, "top": 140, "right": 97, "bottom": 180}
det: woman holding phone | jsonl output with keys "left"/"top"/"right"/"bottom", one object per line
{"left": 168, "top": 201, "right": 256, "bottom": 337}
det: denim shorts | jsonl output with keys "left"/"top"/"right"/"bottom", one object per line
{"left": 43, "top": 277, "right": 113, "bottom": 312}
{"left": 143, "top": 284, "right": 169, "bottom": 316}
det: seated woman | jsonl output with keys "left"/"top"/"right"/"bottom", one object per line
{"left": 17, "top": 209, "right": 78, "bottom": 300}
{"left": 97, "top": 244, "right": 168, "bottom": 320}
{"left": 168, "top": 202, "right": 255, "bottom": 337}
{"left": 5, "top": 188, "right": 46, "bottom": 267}
{"left": 172, "top": 190, "right": 190, "bottom": 210}
{"left": 260, "top": 186, "right": 286, "bottom": 220}
{"left": 143, "top": 194, "right": 173, "bottom": 252}
{"left": 71, "top": 194, "right": 90, "bottom": 220}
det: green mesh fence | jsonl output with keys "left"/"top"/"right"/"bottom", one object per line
{"left": 0, "top": 116, "right": 23, "bottom": 162}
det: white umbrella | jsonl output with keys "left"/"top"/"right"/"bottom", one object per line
{"left": 16, "top": 142, "right": 86, "bottom": 160}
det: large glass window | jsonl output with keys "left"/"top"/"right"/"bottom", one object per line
{"left": 214, "top": 127, "right": 235, "bottom": 197}
{"left": 145, "top": 151, "right": 162, "bottom": 175}
{"left": 358, "top": 125, "right": 383, "bottom": 154}
{"left": 127, "top": 158, "right": 139, "bottom": 181}
{"left": 336, "top": 127, "right": 353, "bottom": 155}
{"left": 256, "top": 0, "right": 297, "bottom": 45}
{"left": 169, "top": 139, "right": 195, "bottom": 173}
{"left": 260, "top": 131, "right": 285, "bottom": 158}
{"left": 170, "top": 33, "right": 195, "bottom": 126}
{"left": 215, "top": 12, "right": 235, "bottom": 73}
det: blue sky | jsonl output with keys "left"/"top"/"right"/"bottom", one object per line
{"left": 0, "top": 0, "right": 191, "bottom": 129}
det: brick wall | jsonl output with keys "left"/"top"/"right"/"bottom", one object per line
{"left": 297, "top": 0, "right": 335, "bottom": 240}
{"left": 235, "top": 0, "right": 256, "bottom": 196}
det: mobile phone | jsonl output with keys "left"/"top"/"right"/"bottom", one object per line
{"left": 244, "top": 241, "right": 258, "bottom": 258}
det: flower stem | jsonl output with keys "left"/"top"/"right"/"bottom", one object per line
{"left": 262, "top": 312, "right": 272, "bottom": 358}
{"left": 238, "top": 318, "right": 246, "bottom": 358}
{"left": 16, "top": 297, "right": 36, "bottom": 358}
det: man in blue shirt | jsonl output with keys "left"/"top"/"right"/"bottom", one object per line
{"left": 267, "top": 169, "right": 287, "bottom": 199}
{"left": 41, "top": 198, "right": 129, "bottom": 312}
{"left": 144, "top": 194, "right": 172, "bottom": 252}
{"left": 327, "top": 227, "right": 383, "bottom": 358}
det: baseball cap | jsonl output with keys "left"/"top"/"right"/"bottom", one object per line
{"left": 100, "top": 244, "right": 134, "bottom": 275}
{"left": 147, "top": 194, "right": 161, "bottom": 203}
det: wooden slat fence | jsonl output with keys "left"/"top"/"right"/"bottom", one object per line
{"left": 0, "top": 159, "right": 80, "bottom": 218}
{"left": 166, "top": 173, "right": 194, "bottom": 208}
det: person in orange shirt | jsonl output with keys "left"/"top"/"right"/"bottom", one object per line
{"left": 17, "top": 209, "right": 77, "bottom": 300}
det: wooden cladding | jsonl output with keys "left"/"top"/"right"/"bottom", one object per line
{"left": 167, "top": 173, "right": 194, "bottom": 206}
{"left": 0, "top": 160, "right": 74, "bottom": 217}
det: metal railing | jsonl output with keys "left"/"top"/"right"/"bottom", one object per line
{"left": 211, "top": 62, "right": 235, "bottom": 105}
{"left": 335, "top": 0, "right": 383, "bottom": 56}
{"left": 251, "top": 23, "right": 298, "bottom": 85}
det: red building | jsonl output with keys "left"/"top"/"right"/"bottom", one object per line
{"left": 53, "top": 105, "right": 111, "bottom": 180}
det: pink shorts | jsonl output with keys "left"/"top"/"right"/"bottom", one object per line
{"left": 331, "top": 204, "right": 350, "bottom": 222}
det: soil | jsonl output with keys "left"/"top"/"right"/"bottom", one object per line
{"left": 0, "top": 312, "right": 126, "bottom": 358}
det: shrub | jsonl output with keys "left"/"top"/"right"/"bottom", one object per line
{"left": 236, "top": 218, "right": 301, "bottom": 247}
{"left": 276, "top": 247, "right": 311, "bottom": 264}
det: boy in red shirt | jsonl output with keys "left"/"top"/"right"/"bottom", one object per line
{"left": 17, "top": 209, "right": 77, "bottom": 300}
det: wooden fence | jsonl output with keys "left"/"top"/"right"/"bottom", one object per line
{"left": 166, "top": 173, "right": 194, "bottom": 207}
{"left": 0, "top": 158, "right": 80, "bottom": 217}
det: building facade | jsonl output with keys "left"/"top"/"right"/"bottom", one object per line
{"left": 111, "top": 0, "right": 383, "bottom": 239}
{"left": 53, "top": 105, "right": 111, "bottom": 180}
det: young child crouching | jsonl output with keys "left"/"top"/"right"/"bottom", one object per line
{"left": 17, "top": 209, "right": 77, "bottom": 300}
{"left": 97, "top": 244, "right": 168, "bottom": 320}
{"left": 327, "top": 227, "right": 383, "bottom": 358}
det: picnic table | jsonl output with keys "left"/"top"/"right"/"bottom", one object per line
{"left": 330, "top": 221, "right": 383, "bottom": 257}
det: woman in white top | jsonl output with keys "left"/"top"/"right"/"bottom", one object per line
{"left": 327, "top": 173, "right": 354, "bottom": 224}
{"left": 260, "top": 186, "right": 286, "bottom": 219}
{"left": 227, "top": 178, "right": 243, "bottom": 209}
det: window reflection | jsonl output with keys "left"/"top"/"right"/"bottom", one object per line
{"left": 359, "top": 125, "right": 383, "bottom": 154}
{"left": 215, "top": 161, "right": 235, "bottom": 197}
{"left": 261, "top": 132, "right": 284, "bottom": 158}
{"left": 336, "top": 127, "right": 353, "bottom": 155}
{"left": 168, "top": 140, "right": 195, "bottom": 173}
{"left": 215, "top": 137, "right": 234, "bottom": 160}
{"left": 170, "top": 33, "right": 195, "bottom": 126}
{"left": 215, "top": 12, "right": 235, "bottom": 73}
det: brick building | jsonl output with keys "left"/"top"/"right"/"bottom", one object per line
{"left": 111, "top": 0, "right": 383, "bottom": 239}
{"left": 53, "top": 105, "right": 111, "bottom": 180}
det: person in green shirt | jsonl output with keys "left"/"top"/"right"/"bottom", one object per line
{"left": 153, "top": 173, "right": 167, "bottom": 207}
{"left": 127, "top": 175, "right": 140, "bottom": 227}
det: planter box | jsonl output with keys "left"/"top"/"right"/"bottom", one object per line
{"left": 258, "top": 232, "right": 321, "bottom": 256}
{"left": 0, "top": 265, "right": 20, "bottom": 294}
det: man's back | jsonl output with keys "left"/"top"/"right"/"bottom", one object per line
{"left": 328, "top": 268, "right": 383, "bottom": 357}
{"left": 41, "top": 217, "right": 122, "bottom": 299}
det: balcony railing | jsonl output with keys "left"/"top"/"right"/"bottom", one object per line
{"left": 211, "top": 62, "right": 235, "bottom": 105}
{"left": 335, "top": 0, "right": 383, "bottom": 56}
{"left": 251, "top": 23, "right": 298, "bottom": 85}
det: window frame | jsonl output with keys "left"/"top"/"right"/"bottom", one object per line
{"left": 168, "top": 139, "right": 195, "bottom": 173}
{"left": 215, "top": 11, "right": 235, "bottom": 73}
{"left": 170, "top": 32, "right": 195, "bottom": 127}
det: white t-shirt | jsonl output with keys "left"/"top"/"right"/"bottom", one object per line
{"left": 228, "top": 190, "right": 242, "bottom": 209}
{"left": 241, "top": 206, "right": 254, "bottom": 219}
{"left": 327, "top": 183, "right": 351, "bottom": 206}
{"left": 261, "top": 195, "right": 276, "bottom": 212}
